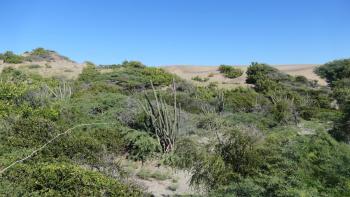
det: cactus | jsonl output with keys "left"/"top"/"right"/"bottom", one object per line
{"left": 140, "top": 79, "right": 180, "bottom": 153}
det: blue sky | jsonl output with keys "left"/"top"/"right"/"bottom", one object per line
{"left": 1, "top": 0, "right": 349, "bottom": 66}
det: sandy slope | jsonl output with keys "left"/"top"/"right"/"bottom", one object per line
{"left": 163, "top": 64, "right": 326, "bottom": 88}
{"left": 0, "top": 53, "right": 86, "bottom": 79}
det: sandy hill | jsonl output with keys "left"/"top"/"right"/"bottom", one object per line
{"left": 0, "top": 50, "right": 86, "bottom": 79}
{"left": 163, "top": 64, "right": 326, "bottom": 88}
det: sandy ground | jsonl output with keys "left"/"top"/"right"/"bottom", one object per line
{"left": 163, "top": 64, "right": 327, "bottom": 88}
{"left": 0, "top": 53, "right": 86, "bottom": 79}
{"left": 120, "top": 159, "right": 198, "bottom": 196}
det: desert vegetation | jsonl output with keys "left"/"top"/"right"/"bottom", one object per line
{"left": 218, "top": 65, "right": 243, "bottom": 79}
{"left": 0, "top": 50, "right": 350, "bottom": 196}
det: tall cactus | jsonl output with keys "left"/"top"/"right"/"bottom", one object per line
{"left": 140, "top": 79, "right": 180, "bottom": 153}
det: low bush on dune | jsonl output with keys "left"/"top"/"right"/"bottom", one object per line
{"left": 218, "top": 64, "right": 243, "bottom": 79}
{"left": 192, "top": 75, "right": 209, "bottom": 82}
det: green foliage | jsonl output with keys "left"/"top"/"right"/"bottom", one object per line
{"left": 4, "top": 117, "right": 58, "bottom": 148}
{"left": 1, "top": 163, "right": 142, "bottom": 196}
{"left": 80, "top": 63, "right": 175, "bottom": 90}
{"left": 122, "top": 60, "right": 146, "bottom": 68}
{"left": 191, "top": 154, "right": 228, "bottom": 191}
{"left": 224, "top": 87, "right": 267, "bottom": 112}
{"left": 123, "top": 130, "right": 160, "bottom": 162}
{"left": 31, "top": 47, "right": 50, "bottom": 56}
{"left": 270, "top": 95, "right": 298, "bottom": 125}
{"left": 224, "top": 112, "right": 276, "bottom": 131}
{"left": 315, "top": 58, "right": 350, "bottom": 85}
{"left": 331, "top": 103, "right": 350, "bottom": 143}
{"left": 163, "top": 138, "right": 203, "bottom": 169}
{"left": 217, "top": 128, "right": 262, "bottom": 177}
{"left": 332, "top": 78, "right": 350, "bottom": 107}
{"left": 136, "top": 169, "right": 170, "bottom": 181}
{"left": 295, "top": 75, "right": 309, "bottom": 84}
{"left": 1, "top": 55, "right": 350, "bottom": 196}
{"left": 192, "top": 75, "right": 209, "bottom": 82}
{"left": 0, "top": 51, "right": 24, "bottom": 64}
{"left": 252, "top": 129, "right": 350, "bottom": 196}
{"left": 246, "top": 62, "right": 280, "bottom": 84}
{"left": 190, "top": 127, "right": 262, "bottom": 191}
{"left": 218, "top": 65, "right": 243, "bottom": 79}
{"left": 27, "top": 64, "right": 41, "bottom": 69}
{"left": 78, "top": 62, "right": 100, "bottom": 82}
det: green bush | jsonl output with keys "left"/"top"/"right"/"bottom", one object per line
{"left": 5, "top": 117, "right": 58, "bottom": 148}
{"left": 331, "top": 103, "right": 350, "bottom": 143}
{"left": 122, "top": 60, "right": 146, "bottom": 68}
{"left": 89, "top": 65, "right": 175, "bottom": 90}
{"left": 0, "top": 51, "right": 23, "bottom": 64}
{"left": 78, "top": 63, "right": 100, "bottom": 82}
{"left": 218, "top": 65, "right": 243, "bottom": 79}
{"left": 164, "top": 138, "right": 203, "bottom": 169}
{"left": 315, "top": 58, "right": 350, "bottom": 85}
{"left": 190, "top": 127, "right": 262, "bottom": 191}
{"left": 123, "top": 129, "right": 160, "bottom": 162}
{"left": 192, "top": 75, "right": 209, "bottom": 82}
{"left": 270, "top": 96, "right": 298, "bottom": 125}
{"left": 224, "top": 88, "right": 266, "bottom": 112}
{"left": 246, "top": 62, "right": 280, "bottom": 84}
{"left": 31, "top": 47, "right": 50, "bottom": 56}
{"left": 295, "top": 75, "right": 309, "bottom": 84}
{"left": 27, "top": 64, "right": 41, "bottom": 69}
{"left": 332, "top": 78, "right": 350, "bottom": 107}
{"left": 1, "top": 163, "right": 142, "bottom": 196}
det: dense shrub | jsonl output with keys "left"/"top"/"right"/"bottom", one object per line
{"left": 166, "top": 138, "right": 203, "bottom": 169}
{"left": 122, "top": 60, "right": 146, "bottom": 68}
{"left": 0, "top": 51, "right": 23, "bottom": 64}
{"left": 253, "top": 129, "right": 350, "bottom": 196}
{"left": 190, "top": 126, "right": 263, "bottom": 191}
{"left": 95, "top": 66, "right": 175, "bottom": 90}
{"left": 78, "top": 62, "right": 100, "bottom": 82}
{"left": 192, "top": 75, "right": 209, "bottom": 82}
{"left": 331, "top": 103, "right": 350, "bottom": 143}
{"left": 218, "top": 65, "right": 243, "bottom": 79}
{"left": 270, "top": 96, "right": 298, "bottom": 125}
{"left": 27, "top": 64, "right": 41, "bottom": 69}
{"left": 123, "top": 129, "right": 160, "bottom": 163}
{"left": 31, "top": 47, "right": 50, "bottom": 56}
{"left": 246, "top": 62, "right": 280, "bottom": 84}
{"left": 224, "top": 88, "right": 267, "bottom": 112}
{"left": 1, "top": 163, "right": 142, "bottom": 196}
{"left": 5, "top": 117, "right": 58, "bottom": 148}
{"left": 294, "top": 75, "right": 309, "bottom": 84}
{"left": 332, "top": 78, "right": 350, "bottom": 107}
{"left": 315, "top": 58, "right": 350, "bottom": 85}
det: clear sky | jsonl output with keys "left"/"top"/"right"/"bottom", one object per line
{"left": 1, "top": 0, "right": 349, "bottom": 66}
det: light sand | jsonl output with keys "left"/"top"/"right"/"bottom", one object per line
{"left": 163, "top": 64, "right": 326, "bottom": 88}
{"left": 0, "top": 53, "right": 86, "bottom": 79}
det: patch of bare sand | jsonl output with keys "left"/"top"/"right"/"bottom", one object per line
{"left": 0, "top": 53, "right": 86, "bottom": 79}
{"left": 163, "top": 64, "right": 326, "bottom": 88}
{"left": 120, "top": 159, "right": 198, "bottom": 196}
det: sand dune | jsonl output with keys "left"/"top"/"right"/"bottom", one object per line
{"left": 163, "top": 64, "right": 326, "bottom": 88}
